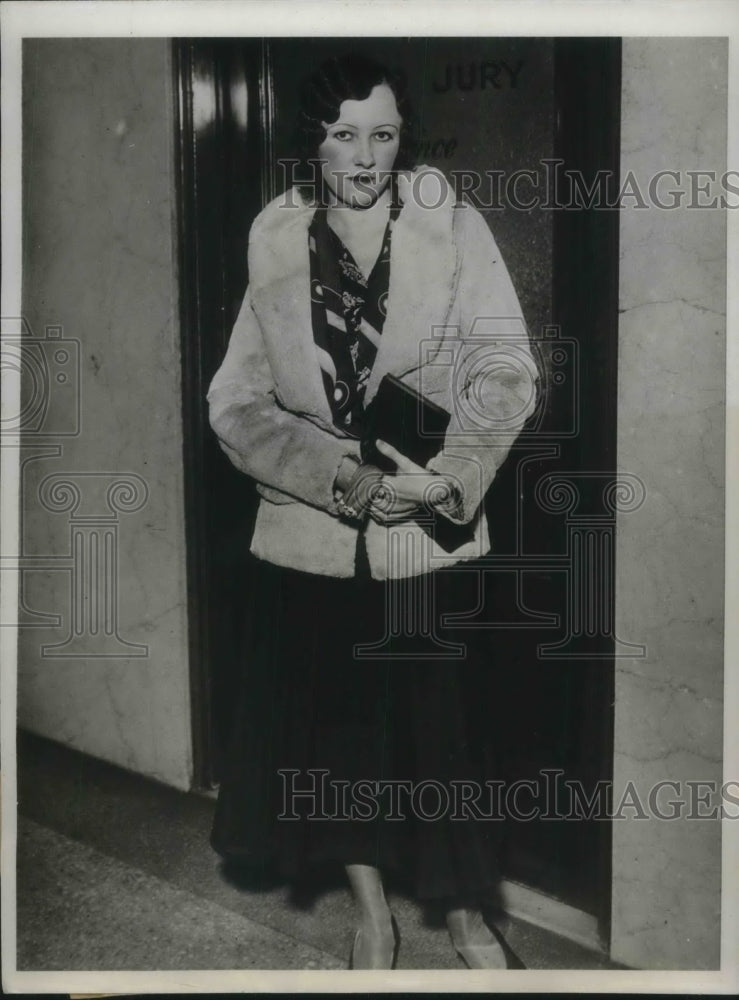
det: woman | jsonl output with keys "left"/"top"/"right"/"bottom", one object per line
{"left": 208, "top": 52, "right": 539, "bottom": 970}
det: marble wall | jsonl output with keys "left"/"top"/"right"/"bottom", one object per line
{"left": 612, "top": 38, "right": 726, "bottom": 968}
{"left": 19, "top": 39, "right": 192, "bottom": 789}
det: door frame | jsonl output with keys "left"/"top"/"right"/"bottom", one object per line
{"left": 551, "top": 37, "right": 622, "bottom": 946}
{"left": 172, "top": 38, "right": 271, "bottom": 789}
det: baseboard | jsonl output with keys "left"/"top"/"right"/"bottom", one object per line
{"left": 499, "top": 878, "right": 604, "bottom": 953}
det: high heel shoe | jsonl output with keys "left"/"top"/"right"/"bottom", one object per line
{"left": 454, "top": 936, "right": 508, "bottom": 970}
{"left": 456, "top": 944, "right": 511, "bottom": 968}
{"left": 349, "top": 915, "right": 400, "bottom": 970}
{"left": 448, "top": 910, "right": 526, "bottom": 970}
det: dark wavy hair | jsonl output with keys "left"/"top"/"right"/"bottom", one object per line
{"left": 291, "top": 52, "right": 416, "bottom": 195}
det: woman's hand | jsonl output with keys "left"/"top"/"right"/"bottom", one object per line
{"left": 366, "top": 479, "right": 421, "bottom": 524}
{"left": 338, "top": 462, "right": 386, "bottom": 522}
{"left": 367, "top": 440, "right": 459, "bottom": 525}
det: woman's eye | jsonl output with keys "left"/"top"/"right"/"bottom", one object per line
{"left": 333, "top": 130, "right": 355, "bottom": 141}
{"left": 374, "top": 131, "right": 396, "bottom": 142}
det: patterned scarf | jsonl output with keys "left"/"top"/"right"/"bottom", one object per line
{"left": 308, "top": 197, "right": 400, "bottom": 437}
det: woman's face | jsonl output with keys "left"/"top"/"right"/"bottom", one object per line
{"left": 318, "top": 82, "right": 402, "bottom": 209}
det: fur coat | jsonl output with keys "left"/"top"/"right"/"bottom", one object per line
{"left": 207, "top": 166, "right": 539, "bottom": 579}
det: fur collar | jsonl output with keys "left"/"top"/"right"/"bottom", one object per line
{"left": 247, "top": 165, "right": 460, "bottom": 426}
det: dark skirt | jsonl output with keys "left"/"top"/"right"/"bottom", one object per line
{"left": 210, "top": 540, "right": 502, "bottom": 903}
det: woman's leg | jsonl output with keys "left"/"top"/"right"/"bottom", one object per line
{"left": 345, "top": 863, "right": 397, "bottom": 968}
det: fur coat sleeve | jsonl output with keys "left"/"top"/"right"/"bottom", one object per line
{"left": 207, "top": 286, "right": 362, "bottom": 515}
{"left": 424, "top": 203, "right": 540, "bottom": 525}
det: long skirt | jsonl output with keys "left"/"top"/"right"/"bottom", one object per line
{"left": 210, "top": 539, "right": 502, "bottom": 904}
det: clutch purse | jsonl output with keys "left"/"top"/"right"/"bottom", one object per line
{"left": 361, "top": 373, "right": 450, "bottom": 473}
{"left": 360, "top": 374, "right": 475, "bottom": 553}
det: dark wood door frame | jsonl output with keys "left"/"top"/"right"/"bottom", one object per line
{"left": 173, "top": 38, "right": 269, "bottom": 789}
{"left": 551, "top": 37, "right": 622, "bottom": 946}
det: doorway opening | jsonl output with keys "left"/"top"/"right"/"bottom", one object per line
{"left": 174, "top": 36, "right": 622, "bottom": 947}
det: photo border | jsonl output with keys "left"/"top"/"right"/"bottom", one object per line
{"left": 2, "top": 0, "right": 737, "bottom": 994}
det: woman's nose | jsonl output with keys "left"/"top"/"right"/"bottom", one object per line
{"left": 353, "top": 138, "right": 375, "bottom": 168}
